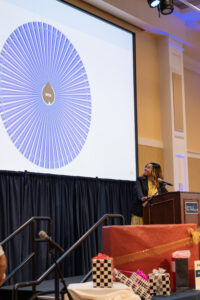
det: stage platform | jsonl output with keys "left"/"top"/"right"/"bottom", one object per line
{"left": 0, "top": 275, "right": 84, "bottom": 300}
{"left": 1, "top": 278, "right": 200, "bottom": 300}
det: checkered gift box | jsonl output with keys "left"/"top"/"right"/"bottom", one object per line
{"left": 114, "top": 268, "right": 151, "bottom": 300}
{"left": 113, "top": 268, "right": 134, "bottom": 287}
{"left": 130, "top": 272, "right": 151, "bottom": 300}
{"left": 148, "top": 268, "right": 171, "bottom": 296}
{"left": 92, "top": 253, "right": 113, "bottom": 288}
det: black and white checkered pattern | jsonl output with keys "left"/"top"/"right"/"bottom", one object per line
{"left": 114, "top": 269, "right": 133, "bottom": 287}
{"left": 130, "top": 273, "right": 151, "bottom": 300}
{"left": 92, "top": 258, "right": 113, "bottom": 288}
{"left": 149, "top": 273, "right": 171, "bottom": 296}
{"left": 114, "top": 269, "right": 151, "bottom": 300}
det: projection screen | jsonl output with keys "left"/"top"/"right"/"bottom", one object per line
{"left": 0, "top": 0, "right": 137, "bottom": 181}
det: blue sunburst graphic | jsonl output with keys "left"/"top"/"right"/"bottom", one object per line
{"left": 0, "top": 22, "right": 92, "bottom": 168}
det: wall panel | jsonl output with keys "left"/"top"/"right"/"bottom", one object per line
{"left": 138, "top": 144, "right": 164, "bottom": 176}
{"left": 136, "top": 33, "right": 162, "bottom": 141}
{"left": 188, "top": 157, "right": 200, "bottom": 192}
{"left": 185, "top": 68, "right": 200, "bottom": 153}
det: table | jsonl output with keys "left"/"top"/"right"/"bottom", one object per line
{"left": 65, "top": 281, "right": 141, "bottom": 300}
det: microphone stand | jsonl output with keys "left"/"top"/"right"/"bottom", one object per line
{"left": 142, "top": 191, "right": 158, "bottom": 208}
{"left": 143, "top": 185, "right": 165, "bottom": 224}
{"left": 143, "top": 191, "right": 158, "bottom": 225}
{"left": 49, "top": 246, "right": 68, "bottom": 300}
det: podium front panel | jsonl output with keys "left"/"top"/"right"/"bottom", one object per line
{"left": 143, "top": 192, "right": 182, "bottom": 224}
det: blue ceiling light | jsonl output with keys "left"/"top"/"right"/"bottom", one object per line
{"left": 148, "top": 0, "right": 160, "bottom": 8}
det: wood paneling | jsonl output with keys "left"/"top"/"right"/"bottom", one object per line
{"left": 143, "top": 192, "right": 181, "bottom": 224}
{"left": 143, "top": 191, "right": 200, "bottom": 226}
{"left": 172, "top": 72, "right": 184, "bottom": 132}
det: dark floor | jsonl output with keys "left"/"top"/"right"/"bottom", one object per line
{"left": 0, "top": 275, "right": 84, "bottom": 300}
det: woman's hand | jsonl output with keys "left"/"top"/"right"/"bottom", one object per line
{"left": 141, "top": 196, "right": 148, "bottom": 202}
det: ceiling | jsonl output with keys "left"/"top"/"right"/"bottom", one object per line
{"left": 81, "top": 0, "right": 200, "bottom": 70}
{"left": 174, "top": 0, "right": 200, "bottom": 10}
{"left": 173, "top": 0, "right": 200, "bottom": 33}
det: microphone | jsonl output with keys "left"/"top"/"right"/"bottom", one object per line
{"left": 158, "top": 178, "right": 173, "bottom": 186}
{"left": 142, "top": 198, "right": 150, "bottom": 208}
{"left": 39, "top": 231, "right": 64, "bottom": 254}
{"left": 142, "top": 191, "right": 158, "bottom": 207}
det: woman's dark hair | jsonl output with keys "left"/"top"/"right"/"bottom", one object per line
{"left": 149, "top": 162, "right": 164, "bottom": 187}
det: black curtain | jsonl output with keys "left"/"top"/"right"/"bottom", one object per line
{"left": 0, "top": 171, "right": 137, "bottom": 283}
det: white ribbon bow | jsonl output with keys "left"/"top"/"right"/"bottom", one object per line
{"left": 152, "top": 268, "right": 166, "bottom": 275}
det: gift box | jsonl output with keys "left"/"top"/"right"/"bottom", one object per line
{"left": 172, "top": 258, "right": 189, "bottom": 291}
{"left": 194, "top": 260, "right": 200, "bottom": 289}
{"left": 102, "top": 224, "right": 199, "bottom": 288}
{"left": 148, "top": 268, "right": 171, "bottom": 296}
{"left": 171, "top": 250, "right": 190, "bottom": 291}
{"left": 114, "top": 268, "right": 151, "bottom": 300}
{"left": 130, "top": 271, "right": 151, "bottom": 300}
{"left": 113, "top": 268, "right": 134, "bottom": 287}
{"left": 92, "top": 253, "right": 113, "bottom": 288}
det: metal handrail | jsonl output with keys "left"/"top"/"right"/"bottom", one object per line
{"left": 1, "top": 217, "right": 52, "bottom": 246}
{"left": 12, "top": 213, "right": 124, "bottom": 300}
{"left": 81, "top": 269, "right": 92, "bottom": 283}
{"left": 0, "top": 216, "right": 52, "bottom": 290}
{"left": 4, "top": 253, "right": 35, "bottom": 283}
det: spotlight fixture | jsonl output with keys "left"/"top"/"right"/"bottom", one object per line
{"left": 160, "top": 0, "right": 174, "bottom": 15}
{"left": 147, "top": 0, "right": 160, "bottom": 8}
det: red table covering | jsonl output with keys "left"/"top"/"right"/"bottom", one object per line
{"left": 102, "top": 224, "right": 199, "bottom": 287}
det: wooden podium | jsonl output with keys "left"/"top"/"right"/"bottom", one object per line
{"left": 143, "top": 191, "right": 200, "bottom": 226}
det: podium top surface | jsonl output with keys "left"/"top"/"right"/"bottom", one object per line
{"left": 163, "top": 191, "right": 200, "bottom": 195}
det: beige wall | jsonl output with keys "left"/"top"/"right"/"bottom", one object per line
{"left": 136, "top": 32, "right": 162, "bottom": 141}
{"left": 138, "top": 145, "right": 164, "bottom": 176}
{"left": 188, "top": 158, "right": 200, "bottom": 192}
{"left": 184, "top": 69, "right": 200, "bottom": 192}
{"left": 185, "top": 68, "right": 200, "bottom": 153}
{"left": 136, "top": 32, "right": 164, "bottom": 172}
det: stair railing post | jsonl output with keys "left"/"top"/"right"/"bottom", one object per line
{"left": 54, "top": 260, "right": 60, "bottom": 300}
{"left": 104, "top": 216, "right": 109, "bottom": 226}
{"left": 31, "top": 219, "right": 36, "bottom": 295}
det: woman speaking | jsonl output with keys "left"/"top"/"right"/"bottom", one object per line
{"left": 131, "top": 162, "right": 168, "bottom": 225}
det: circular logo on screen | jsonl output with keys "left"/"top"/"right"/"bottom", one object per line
{"left": 0, "top": 22, "right": 92, "bottom": 169}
